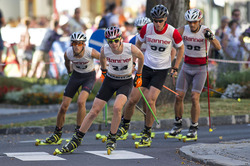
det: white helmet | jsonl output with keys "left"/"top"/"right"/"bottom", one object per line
{"left": 150, "top": 4, "right": 169, "bottom": 19}
{"left": 104, "top": 26, "right": 122, "bottom": 39}
{"left": 70, "top": 31, "right": 87, "bottom": 42}
{"left": 134, "top": 17, "right": 151, "bottom": 27}
{"left": 185, "top": 8, "right": 203, "bottom": 21}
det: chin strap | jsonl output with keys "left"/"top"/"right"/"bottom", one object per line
{"left": 73, "top": 46, "right": 84, "bottom": 57}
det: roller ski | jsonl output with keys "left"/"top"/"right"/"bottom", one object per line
{"left": 106, "top": 133, "right": 117, "bottom": 155}
{"left": 131, "top": 129, "right": 155, "bottom": 140}
{"left": 53, "top": 133, "right": 82, "bottom": 155}
{"left": 96, "top": 132, "right": 128, "bottom": 143}
{"left": 35, "top": 131, "right": 63, "bottom": 146}
{"left": 164, "top": 121, "right": 183, "bottom": 141}
{"left": 182, "top": 125, "right": 198, "bottom": 142}
{"left": 135, "top": 129, "right": 152, "bottom": 148}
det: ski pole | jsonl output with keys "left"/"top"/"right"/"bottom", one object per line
{"left": 203, "top": 87, "right": 241, "bottom": 102}
{"left": 205, "top": 39, "right": 212, "bottom": 132}
{"left": 138, "top": 87, "right": 159, "bottom": 124}
{"left": 135, "top": 105, "right": 146, "bottom": 116}
{"left": 162, "top": 85, "right": 179, "bottom": 96}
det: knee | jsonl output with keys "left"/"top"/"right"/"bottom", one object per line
{"left": 88, "top": 109, "right": 99, "bottom": 119}
{"left": 176, "top": 95, "right": 184, "bottom": 103}
{"left": 128, "top": 97, "right": 139, "bottom": 105}
{"left": 59, "top": 104, "right": 69, "bottom": 114}
{"left": 77, "top": 100, "right": 86, "bottom": 108}
{"left": 191, "top": 93, "right": 200, "bottom": 103}
{"left": 147, "top": 98, "right": 156, "bottom": 106}
{"left": 113, "top": 106, "right": 122, "bottom": 115}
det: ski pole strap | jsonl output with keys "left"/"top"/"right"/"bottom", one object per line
{"left": 138, "top": 87, "right": 159, "bottom": 124}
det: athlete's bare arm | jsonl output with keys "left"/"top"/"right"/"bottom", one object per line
{"left": 177, "top": 26, "right": 185, "bottom": 36}
{"left": 91, "top": 48, "right": 100, "bottom": 60}
{"left": 100, "top": 47, "right": 107, "bottom": 70}
{"left": 64, "top": 52, "right": 71, "bottom": 74}
{"left": 131, "top": 44, "right": 144, "bottom": 74}
{"left": 204, "top": 28, "right": 221, "bottom": 50}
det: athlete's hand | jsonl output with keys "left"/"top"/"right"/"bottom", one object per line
{"left": 133, "top": 73, "right": 142, "bottom": 88}
{"left": 101, "top": 69, "right": 107, "bottom": 83}
{"left": 204, "top": 29, "right": 215, "bottom": 40}
{"left": 170, "top": 67, "right": 178, "bottom": 78}
{"left": 68, "top": 72, "right": 72, "bottom": 77}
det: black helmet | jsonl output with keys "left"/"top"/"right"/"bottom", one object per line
{"left": 150, "top": 4, "right": 169, "bottom": 19}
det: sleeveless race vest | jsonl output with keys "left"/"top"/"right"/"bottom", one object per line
{"left": 104, "top": 42, "right": 133, "bottom": 76}
{"left": 183, "top": 25, "right": 210, "bottom": 65}
{"left": 138, "top": 23, "right": 183, "bottom": 70}
{"left": 66, "top": 46, "right": 94, "bottom": 73}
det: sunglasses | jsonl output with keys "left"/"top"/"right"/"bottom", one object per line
{"left": 72, "top": 42, "right": 84, "bottom": 46}
{"left": 137, "top": 27, "right": 142, "bottom": 31}
{"left": 153, "top": 19, "right": 164, "bottom": 23}
{"left": 107, "top": 38, "right": 120, "bottom": 44}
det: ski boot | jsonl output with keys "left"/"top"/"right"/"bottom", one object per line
{"left": 116, "top": 121, "right": 130, "bottom": 140}
{"left": 131, "top": 128, "right": 155, "bottom": 140}
{"left": 106, "top": 133, "right": 117, "bottom": 155}
{"left": 53, "top": 133, "right": 82, "bottom": 155}
{"left": 135, "top": 129, "right": 152, "bottom": 148}
{"left": 182, "top": 125, "right": 198, "bottom": 142}
{"left": 35, "top": 130, "right": 63, "bottom": 146}
{"left": 164, "top": 121, "right": 182, "bottom": 140}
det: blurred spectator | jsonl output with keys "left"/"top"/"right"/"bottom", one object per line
{"left": 98, "top": 3, "right": 118, "bottom": 29}
{"left": 28, "top": 19, "right": 61, "bottom": 78}
{"left": 239, "top": 26, "right": 250, "bottom": 68}
{"left": 17, "top": 17, "right": 35, "bottom": 77}
{"left": 58, "top": 15, "right": 70, "bottom": 36}
{"left": 118, "top": 7, "right": 127, "bottom": 27}
{"left": 0, "top": 9, "right": 5, "bottom": 76}
{"left": 138, "top": 4, "right": 146, "bottom": 17}
{"left": 108, "top": 3, "right": 119, "bottom": 27}
{"left": 68, "top": 8, "right": 87, "bottom": 33}
{"left": 221, "top": 20, "right": 243, "bottom": 72}
{"left": 227, "top": 9, "right": 242, "bottom": 37}
{"left": 211, "top": 16, "right": 229, "bottom": 59}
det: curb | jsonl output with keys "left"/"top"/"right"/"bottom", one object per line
{"left": 179, "top": 140, "right": 250, "bottom": 166}
{"left": 0, "top": 114, "right": 249, "bottom": 135}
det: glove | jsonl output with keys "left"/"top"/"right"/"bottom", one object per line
{"left": 133, "top": 73, "right": 142, "bottom": 88}
{"left": 204, "top": 30, "right": 215, "bottom": 40}
{"left": 68, "top": 72, "right": 72, "bottom": 77}
{"left": 101, "top": 69, "right": 107, "bottom": 82}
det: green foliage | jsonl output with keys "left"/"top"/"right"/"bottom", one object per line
{"left": 216, "top": 70, "right": 250, "bottom": 88}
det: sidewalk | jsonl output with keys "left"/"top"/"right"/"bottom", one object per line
{"left": 0, "top": 104, "right": 249, "bottom": 166}
{"left": 179, "top": 139, "right": 250, "bottom": 166}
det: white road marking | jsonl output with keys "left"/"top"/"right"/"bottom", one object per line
{"left": 85, "top": 150, "right": 153, "bottom": 159}
{"left": 132, "top": 130, "right": 189, "bottom": 135}
{"left": 4, "top": 152, "right": 65, "bottom": 161}
{"left": 247, "top": 124, "right": 250, "bottom": 127}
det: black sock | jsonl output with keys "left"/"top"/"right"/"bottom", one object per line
{"left": 55, "top": 126, "right": 62, "bottom": 131}
{"left": 123, "top": 119, "right": 130, "bottom": 124}
{"left": 175, "top": 117, "right": 182, "bottom": 121}
{"left": 76, "top": 130, "right": 85, "bottom": 138}
{"left": 145, "top": 125, "right": 151, "bottom": 131}
{"left": 110, "top": 131, "right": 116, "bottom": 136}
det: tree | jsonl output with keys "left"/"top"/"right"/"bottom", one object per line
{"left": 145, "top": 0, "right": 190, "bottom": 104}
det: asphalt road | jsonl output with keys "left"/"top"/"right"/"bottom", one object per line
{"left": 0, "top": 124, "right": 250, "bottom": 166}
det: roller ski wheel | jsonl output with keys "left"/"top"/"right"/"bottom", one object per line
{"left": 182, "top": 135, "right": 198, "bottom": 142}
{"left": 107, "top": 148, "right": 112, "bottom": 155}
{"left": 53, "top": 148, "right": 75, "bottom": 155}
{"left": 134, "top": 141, "right": 151, "bottom": 148}
{"left": 131, "top": 132, "right": 155, "bottom": 140}
{"left": 164, "top": 132, "right": 182, "bottom": 141}
{"left": 35, "top": 138, "right": 63, "bottom": 146}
